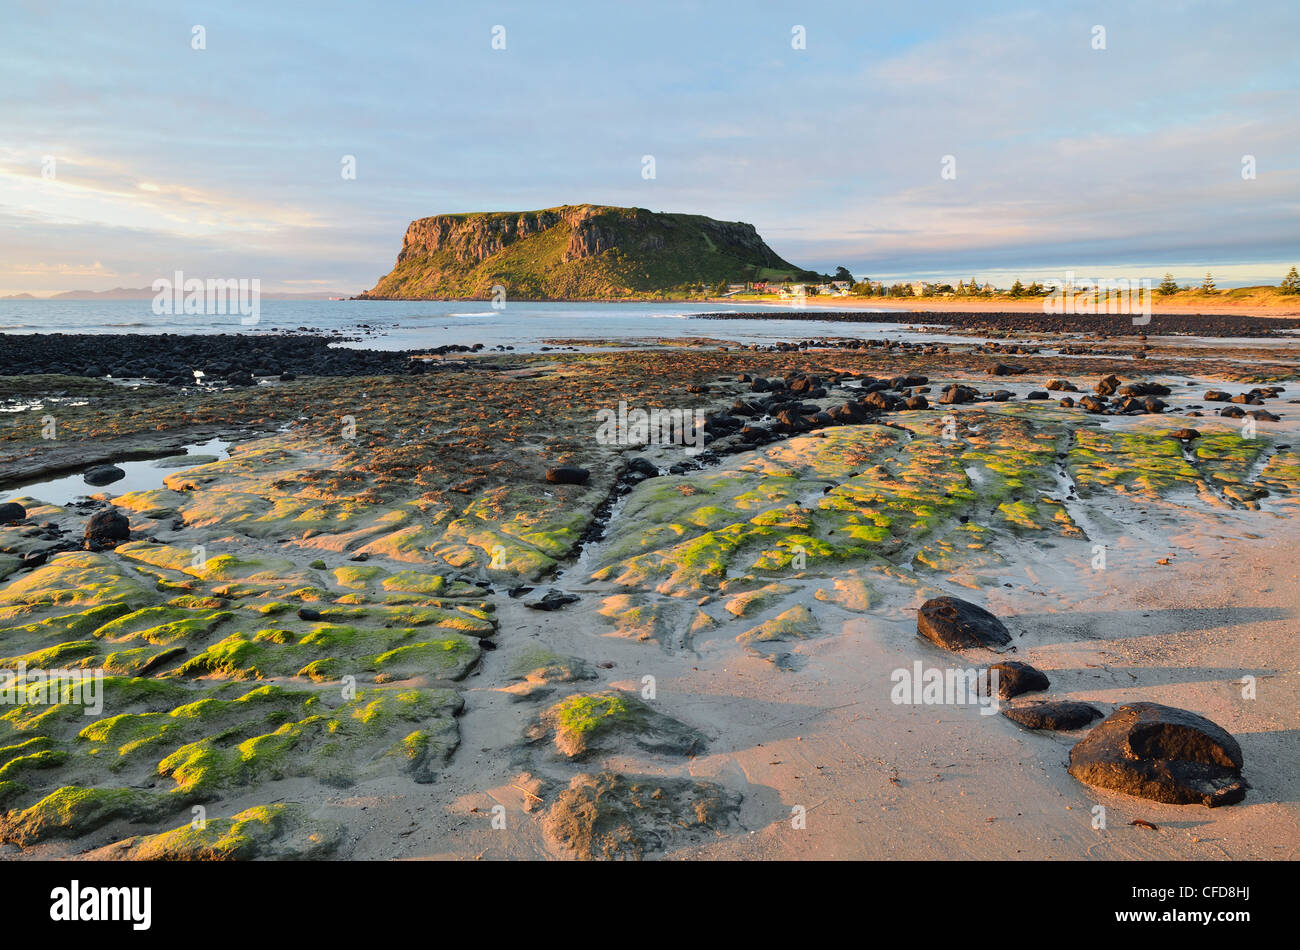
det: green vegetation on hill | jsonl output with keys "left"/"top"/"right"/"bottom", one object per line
{"left": 361, "top": 204, "right": 825, "bottom": 300}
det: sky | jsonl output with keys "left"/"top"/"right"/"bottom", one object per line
{"left": 1, "top": 0, "right": 1297, "bottom": 294}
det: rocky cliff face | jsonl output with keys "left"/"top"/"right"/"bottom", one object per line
{"left": 398, "top": 210, "right": 564, "bottom": 265}
{"left": 364, "top": 204, "right": 809, "bottom": 300}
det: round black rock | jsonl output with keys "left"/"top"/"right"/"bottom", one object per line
{"left": 83, "top": 465, "right": 126, "bottom": 487}
{"left": 986, "top": 660, "right": 1051, "bottom": 698}
{"left": 1067, "top": 702, "right": 1247, "bottom": 807}
{"left": 84, "top": 507, "right": 130, "bottom": 547}
{"left": 917, "top": 596, "right": 1013, "bottom": 650}
{"left": 0, "top": 502, "right": 26, "bottom": 524}
{"left": 1002, "top": 701, "right": 1103, "bottom": 731}
{"left": 545, "top": 466, "right": 590, "bottom": 485}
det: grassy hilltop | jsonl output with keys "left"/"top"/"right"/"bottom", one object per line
{"left": 360, "top": 204, "right": 823, "bottom": 300}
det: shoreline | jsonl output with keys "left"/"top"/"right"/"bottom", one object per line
{"left": 346, "top": 293, "right": 1300, "bottom": 318}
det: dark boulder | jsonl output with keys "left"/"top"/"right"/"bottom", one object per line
{"left": 1170, "top": 428, "right": 1200, "bottom": 441}
{"left": 526, "top": 589, "right": 579, "bottom": 611}
{"left": 1203, "top": 389, "right": 1231, "bottom": 402}
{"left": 1096, "top": 374, "right": 1122, "bottom": 396}
{"left": 546, "top": 466, "right": 590, "bottom": 485}
{"left": 84, "top": 507, "right": 130, "bottom": 548}
{"left": 23, "top": 549, "right": 51, "bottom": 568}
{"left": 83, "top": 465, "right": 125, "bottom": 487}
{"left": 917, "top": 596, "right": 1013, "bottom": 650}
{"left": 904, "top": 394, "right": 929, "bottom": 410}
{"left": 831, "top": 401, "right": 871, "bottom": 423}
{"left": 985, "top": 661, "right": 1050, "bottom": 698}
{"left": 939, "top": 385, "right": 977, "bottom": 405}
{"left": 1025, "top": 391, "right": 1049, "bottom": 400}
{"left": 1003, "top": 701, "right": 1103, "bottom": 731}
{"left": 775, "top": 408, "right": 811, "bottom": 432}
{"left": 0, "top": 502, "right": 25, "bottom": 524}
{"left": 297, "top": 607, "right": 323, "bottom": 621}
{"left": 1117, "top": 382, "right": 1172, "bottom": 397}
{"left": 787, "top": 375, "right": 820, "bottom": 394}
{"left": 625, "top": 458, "right": 660, "bottom": 478}
{"left": 1068, "top": 702, "right": 1247, "bottom": 807}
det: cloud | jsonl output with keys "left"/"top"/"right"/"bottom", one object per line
{"left": 0, "top": 0, "right": 1295, "bottom": 292}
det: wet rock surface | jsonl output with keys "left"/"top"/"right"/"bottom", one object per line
{"left": 83, "top": 465, "right": 125, "bottom": 486}
{"left": 83, "top": 507, "right": 130, "bottom": 547}
{"left": 526, "top": 690, "right": 706, "bottom": 760}
{"left": 1068, "top": 702, "right": 1248, "bottom": 807}
{"left": 917, "top": 596, "right": 1013, "bottom": 650}
{"left": 986, "top": 660, "right": 1050, "bottom": 698}
{"left": 1002, "top": 700, "right": 1103, "bottom": 731}
{"left": 542, "top": 770, "right": 741, "bottom": 860}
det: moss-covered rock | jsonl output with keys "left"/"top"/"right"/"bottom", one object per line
{"left": 528, "top": 691, "right": 705, "bottom": 759}
{"left": 543, "top": 770, "right": 741, "bottom": 860}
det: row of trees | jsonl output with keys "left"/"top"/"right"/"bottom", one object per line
{"left": 844, "top": 267, "right": 1300, "bottom": 297}
{"left": 846, "top": 278, "right": 1053, "bottom": 297}
{"left": 1157, "top": 269, "right": 1300, "bottom": 295}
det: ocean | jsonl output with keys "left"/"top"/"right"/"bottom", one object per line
{"left": 0, "top": 299, "right": 973, "bottom": 353}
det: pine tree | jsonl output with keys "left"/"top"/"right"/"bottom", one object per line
{"left": 1201, "top": 273, "right": 1216, "bottom": 292}
{"left": 1009, "top": 279, "right": 1025, "bottom": 297}
{"left": 1280, "top": 266, "right": 1300, "bottom": 295}
{"left": 1158, "top": 273, "right": 1179, "bottom": 296}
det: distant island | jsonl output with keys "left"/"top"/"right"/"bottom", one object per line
{"left": 0, "top": 288, "right": 349, "bottom": 301}
{"left": 358, "top": 204, "right": 830, "bottom": 301}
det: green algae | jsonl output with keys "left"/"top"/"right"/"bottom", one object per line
{"left": 736, "top": 604, "right": 820, "bottom": 646}
{"left": 531, "top": 690, "right": 704, "bottom": 759}
{"left": 1069, "top": 428, "right": 1201, "bottom": 496}
{"left": 0, "top": 784, "right": 177, "bottom": 846}
{"left": 0, "top": 553, "right": 153, "bottom": 611}
{"left": 93, "top": 605, "right": 232, "bottom": 646}
{"left": 120, "top": 803, "right": 341, "bottom": 860}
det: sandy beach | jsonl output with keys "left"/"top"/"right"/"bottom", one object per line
{"left": 0, "top": 313, "right": 1294, "bottom": 861}
{"left": 730, "top": 294, "right": 1300, "bottom": 319}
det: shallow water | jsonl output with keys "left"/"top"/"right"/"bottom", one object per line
{"left": 8, "top": 437, "right": 231, "bottom": 507}
{"left": 0, "top": 298, "right": 982, "bottom": 353}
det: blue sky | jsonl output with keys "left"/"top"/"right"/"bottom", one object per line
{"left": 1, "top": 0, "right": 1296, "bottom": 293}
